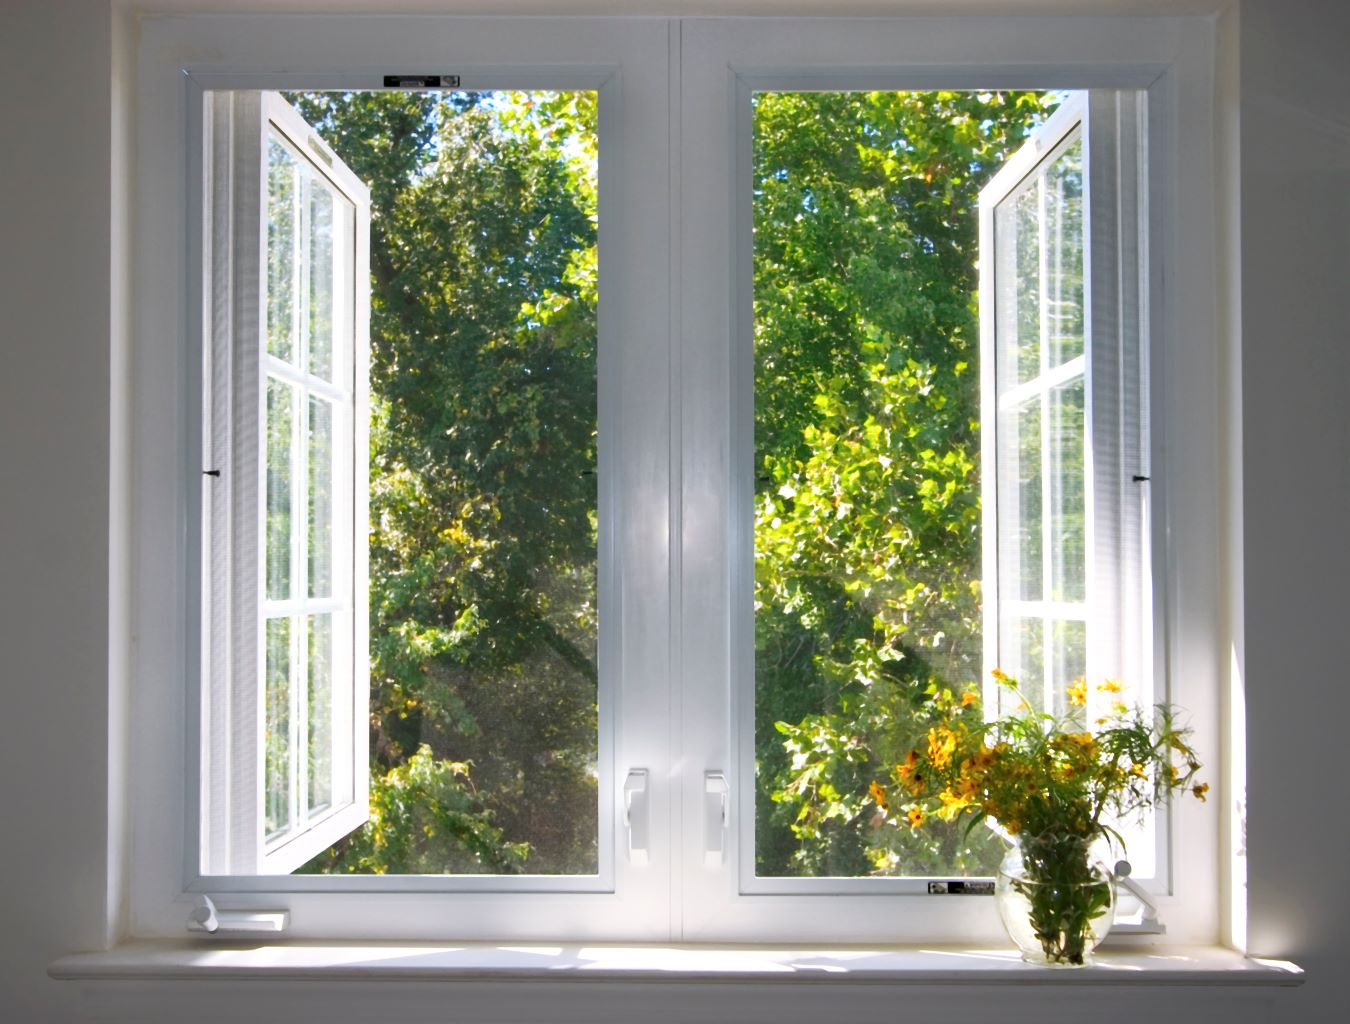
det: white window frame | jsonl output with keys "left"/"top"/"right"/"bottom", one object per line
{"left": 129, "top": 12, "right": 1224, "bottom": 946}
{"left": 677, "top": 16, "right": 1220, "bottom": 944}
{"left": 132, "top": 14, "right": 675, "bottom": 941}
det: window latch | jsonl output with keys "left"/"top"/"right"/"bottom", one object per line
{"left": 704, "top": 771, "right": 728, "bottom": 865}
{"left": 186, "top": 895, "right": 289, "bottom": 936}
{"left": 623, "top": 769, "right": 649, "bottom": 865}
{"left": 1111, "top": 860, "right": 1165, "bottom": 934}
{"left": 382, "top": 74, "right": 460, "bottom": 89}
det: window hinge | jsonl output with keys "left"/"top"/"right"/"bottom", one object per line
{"left": 187, "top": 895, "right": 289, "bottom": 936}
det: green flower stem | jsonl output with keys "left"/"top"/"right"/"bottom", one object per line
{"left": 1015, "top": 835, "right": 1113, "bottom": 965}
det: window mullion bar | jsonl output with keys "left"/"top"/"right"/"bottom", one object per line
{"left": 265, "top": 354, "right": 347, "bottom": 402}
{"left": 264, "top": 596, "right": 344, "bottom": 616}
{"left": 286, "top": 161, "right": 306, "bottom": 840}
{"left": 291, "top": 155, "right": 314, "bottom": 836}
{"left": 1004, "top": 599, "right": 1088, "bottom": 620}
{"left": 1037, "top": 172, "right": 1054, "bottom": 713}
{"left": 288, "top": 390, "right": 303, "bottom": 838}
{"left": 997, "top": 354, "right": 1084, "bottom": 409}
{"left": 297, "top": 163, "right": 310, "bottom": 378}
{"left": 297, "top": 392, "right": 311, "bottom": 828}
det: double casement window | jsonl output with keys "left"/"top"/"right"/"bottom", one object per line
{"left": 131, "top": 14, "right": 1221, "bottom": 945}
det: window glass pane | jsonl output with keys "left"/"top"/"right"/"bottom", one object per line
{"left": 1049, "top": 617, "right": 1087, "bottom": 718}
{"left": 266, "top": 377, "right": 294, "bottom": 602}
{"left": 285, "top": 90, "right": 600, "bottom": 877}
{"left": 269, "top": 129, "right": 352, "bottom": 380}
{"left": 996, "top": 183, "right": 1041, "bottom": 385}
{"left": 267, "top": 138, "right": 297, "bottom": 364}
{"left": 1005, "top": 615, "right": 1046, "bottom": 711}
{"left": 308, "top": 613, "right": 333, "bottom": 817}
{"left": 1045, "top": 138, "right": 1084, "bottom": 367}
{"left": 1017, "top": 398, "right": 1044, "bottom": 601}
{"left": 306, "top": 179, "right": 337, "bottom": 381}
{"left": 751, "top": 90, "right": 1057, "bottom": 879}
{"left": 265, "top": 616, "right": 292, "bottom": 839}
{"left": 1049, "top": 375, "right": 1085, "bottom": 603}
{"left": 998, "top": 396, "right": 1043, "bottom": 606}
{"left": 308, "top": 395, "right": 333, "bottom": 599}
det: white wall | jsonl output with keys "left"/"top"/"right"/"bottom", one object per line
{"left": 1, "top": 0, "right": 1348, "bottom": 1020}
{"left": 0, "top": 2, "right": 114, "bottom": 1022}
{"left": 1240, "top": 0, "right": 1350, "bottom": 1020}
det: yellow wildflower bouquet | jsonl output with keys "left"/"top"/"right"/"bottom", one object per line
{"left": 869, "top": 670, "right": 1205, "bottom": 964}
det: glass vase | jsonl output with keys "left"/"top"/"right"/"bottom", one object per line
{"left": 995, "top": 834, "right": 1116, "bottom": 967}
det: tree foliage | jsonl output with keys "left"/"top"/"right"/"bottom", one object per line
{"left": 287, "top": 87, "right": 1051, "bottom": 877}
{"left": 291, "top": 90, "right": 600, "bottom": 875}
{"left": 752, "top": 91, "right": 1053, "bottom": 876}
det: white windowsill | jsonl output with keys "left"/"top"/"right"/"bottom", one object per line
{"left": 50, "top": 941, "right": 1303, "bottom": 987}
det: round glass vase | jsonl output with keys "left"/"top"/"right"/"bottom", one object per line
{"left": 994, "top": 835, "right": 1117, "bottom": 967}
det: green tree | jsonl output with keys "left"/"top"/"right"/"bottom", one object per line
{"left": 286, "top": 86, "right": 1050, "bottom": 878}
{"left": 751, "top": 91, "right": 1054, "bottom": 876}
{"left": 291, "top": 90, "right": 601, "bottom": 875}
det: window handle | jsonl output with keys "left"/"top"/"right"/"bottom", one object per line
{"left": 704, "top": 771, "right": 728, "bottom": 865}
{"left": 623, "top": 769, "right": 649, "bottom": 865}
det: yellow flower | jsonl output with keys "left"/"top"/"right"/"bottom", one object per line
{"left": 991, "top": 667, "right": 1012, "bottom": 685}
{"left": 937, "top": 788, "right": 973, "bottom": 820}
{"left": 895, "top": 750, "right": 920, "bottom": 780}
{"left": 927, "top": 726, "right": 958, "bottom": 769}
{"left": 1192, "top": 782, "right": 1209, "bottom": 802}
{"left": 906, "top": 806, "right": 926, "bottom": 828}
{"left": 960, "top": 690, "right": 979, "bottom": 709}
{"left": 1130, "top": 762, "right": 1147, "bottom": 779}
{"left": 1067, "top": 678, "right": 1088, "bottom": 706}
{"left": 1098, "top": 679, "right": 1123, "bottom": 694}
{"left": 868, "top": 780, "right": 888, "bottom": 810}
{"left": 1065, "top": 732, "right": 1097, "bottom": 756}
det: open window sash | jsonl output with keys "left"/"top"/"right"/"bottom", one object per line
{"left": 979, "top": 93, "right": 1157, "bottom": 878}
{"left": 203, "top": 91, "right": 371, "bottom": 875}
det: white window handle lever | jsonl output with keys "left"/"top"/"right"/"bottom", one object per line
{"left": 624, "top": 769, "right": 649, "bottom": 865}
{"left": 704, "top": 771, "right": 728, "bottom": 865}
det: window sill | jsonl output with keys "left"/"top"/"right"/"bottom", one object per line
{"left": 50, "top": 941, "right": 1302, "bottom": 987}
